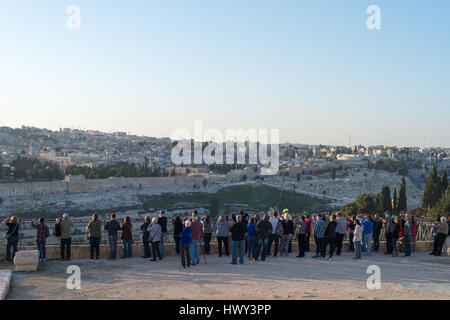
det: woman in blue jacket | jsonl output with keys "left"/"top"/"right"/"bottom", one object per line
{"left": 179, "top": 220, "right": 193, "bottom": 269}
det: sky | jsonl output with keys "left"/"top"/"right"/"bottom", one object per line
{"left": 0, "top": 0, "right": 449, "bottom": 147}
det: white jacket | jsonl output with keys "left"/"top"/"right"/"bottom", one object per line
{"left": 354, "top": 225, "right": 363, "bottom": 242}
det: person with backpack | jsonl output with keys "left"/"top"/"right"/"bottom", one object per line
{"left": 86, "top": 214, "right": 101, "bottom": 259}
{"left": 31, "top": 217, "right": 49, "bottom": 262}
{"left": 120, "top": 216, "right": 133, "bottom": 258}
{"left": 254, "top": 214, "right": 273, "bottom": 261}
{"left": 105, "top": 214, "right": 121, "bottom": 260}
{"left": 2, "top": 216, "right": 20, "bottom": 264}
{"left": 268, "top": 211, "right": 282, "bottom": 257}
{"left": 59, "top": 213, "right": 74, "bottom": 261}
{"left": 323, "top": 214, "right": 337, "bottom": 260}
{"left": 280, "top": 212, "right": 294, "bottom": 257}
{"left": 148, "top": 217, "right": 162, "bottom": 261}
{"left": 179, "top": 220, "right": 192, "bottom": 268}
{"left": 295, "top": 215, "right": 307, "bottom": 258}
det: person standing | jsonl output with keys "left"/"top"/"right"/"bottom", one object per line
{"left": 2, "top": 216, "right": 20, "bottom": 264}
{"left": 335, "top": 212, "right": 346, "bottom": 256}
{"left": 157, "top": 210, "right": 168, "bottom": 257}
{"left": 305, "top": 214, "right": 312, "bottom": 252}
{"left": 324, "top": 214, "right": 337, "bottom": 260}
{"left": 312, "top": 215, "right": 326, "bottom": 258}
{"left": 120, "top": 216, "right": 133, "bottom": 258}
{"left": 172, "top": 216, "right": 183, "bottom": 256}
{"left": 411, "top": 216, "right": 418, "bottom": 252}
{"left": 295, "top": 215, "right": 307, "bottom": 258}
{"left": 190, "top": 215, "right": 203, "bottom": 265}
{"left": 361, "top": 215, "right": 374, "bottom": 256}
{"left": 254, "top": 214, "right": 273, "bottom": 261}
{"left": 140, "top": 216, "right": 151, "bottom": 258}
{"left": 431, "top": 217, "right": 448, "bottom": 256}
{"left": 31, "top": 217, "right": 49, "bottom": 262}
{"left": 383, "top": 212, "right": 394, "bottom": 254}
{"left": 59, "top": 213, "right": 74, "bottom": 261}
{"left": 148, "top": 217, "right": 162, "bottom": 261}
{"left": 347, "top": 216, "right": 356, "bottom": 252}
{"left": 280, "top": 213, "right": 294, "bottom": 257}
{"left": 246, "top": 216, "right": 257, "bottom": 259}
{"left": 402, "top": 214, "right": 412, "bottom": 257}
{"left": 268, "top": 211, "right": 281, "bottom": 257}
{"left": 86, "top": 214, "right": 101, "bottom": 259}
{"left": 392, "top": 216, "right": 400, "bottom": 257}
{"left": 353, "top": 219, "right": 363, "bottom": 259}
{"left": 215, "top": 215, "right": 230, "bottom": 257}
{"left": 179, "top": 220, "right": 192, "bottom": 268}
{"left": 201, "top": 215, "right": 212, "bottom": 255}
{"left": 229, "top": 215, "right": 247, "bottom": 265}
{"left": 372, "top": 215, "right": 382, "bottom": 252}
{"left": 105, "top": 214, "right": 121, "bottom": 260}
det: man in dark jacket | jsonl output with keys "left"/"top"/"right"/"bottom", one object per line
{"left": 157, "top": 210, "right": 168, "bottom": 257}
{"left": 324, "top": 215, "right": 337, "bottom": 260}
{"left": 140, "top": 216, "right": 151, "bottom": 258}
{"left": 372, "top": 215, "right": 383, "bottom": 252}
{"left": 105, "top": 214, "right": 121, "bottom": 259}
{"left": 229, "top": 215, "right": 247, "bottom": 264}
{"left": 255, "top": 214, "right": 273, "bottom": 261}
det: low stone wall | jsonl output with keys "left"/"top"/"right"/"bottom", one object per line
{"left": 0, "top": 241, "right": 434, "bottom": 261}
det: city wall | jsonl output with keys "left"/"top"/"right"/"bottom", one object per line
{"left": 0, "top": 174, "right": 231, "bottom": 198}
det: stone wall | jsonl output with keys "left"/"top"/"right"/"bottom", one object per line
{"left": 0, "top": 174, "right": 230, "bottom": 199}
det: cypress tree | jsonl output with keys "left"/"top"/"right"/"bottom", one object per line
{"left": 422, "top": 166, "right": 440, "bottom": 210}
{"left": 398, "top": 176, "right": 407, "bottom": 212}
{"left": 378, "top": 186, "right": 392, "bottom": 213}
{"left": 440, "top": 171, "right": 448, "bottom": 198}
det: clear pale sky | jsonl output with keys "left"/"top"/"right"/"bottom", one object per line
{"left": 0, "top": 1, "right": 449, "bottom": 147}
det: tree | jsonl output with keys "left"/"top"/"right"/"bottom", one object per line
{"left": 340, "top": 202, "right": 358, "bottom": 217}
{"left": 355, "top": 194, "right": 377, "bottom": 214}
{"left": 429, "top": 185, "right": 450, "bottom": 219}
{"left": 378, "top": 186, "right": 392, "bottom": 213}
{"left": 440, "top": 171, "right": 448, "bottom": 198}
{"left": 392, "top": 188, "right": 398, "bottom": 213}
{"left": 398, "top": 176, "right": 407, "bottom": 212}
{"left": 422, "top": 166, "right": 441, "bottom": 210}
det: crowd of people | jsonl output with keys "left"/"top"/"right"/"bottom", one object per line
{"left": 1, "top": 209, "right": 449, "bottom": 268}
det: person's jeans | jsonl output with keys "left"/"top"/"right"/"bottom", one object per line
{"left": 354, "top": 241, "right": 361, "bottom": 259}
{"left": 5, "top": 235, "right": 19, "bottom": 262}
{"left": 108, "top": 234, "right": 118, "bottom": 259}
{"left": 173, "top": 235, "right": 181, "bottom": 255}
{"left": 231, "top": 240, "right": 245, "bottom": 264}
{"left": 203, "top": 233, "right": 212, "bottom": 255}
{"left": 280, "top": 234, "right": 292, "bottom": 255}
{"left": 314, "top": 236, "right": 325, "bottom": 256}
{"left": 268, "top": 234, "right": 280, "bottom": 256}
{"left": 89, "top": 236, "right": 101, "bottom": 258}
{"left": 159, "top": 232, "right": 166, "bottom": 257}
{"left": 363, "top": 233, "right": 372, "bottom": 255}
{"left": 151, "top": 241, "right": 162, "bottom": 260}
{"left": 36, "top": 241, "right": 46, "bottom": 260}
{"left": 404, "top": 233, "right": 411, "bottom": 256}
{"left": 297, "top": 233, "right": 306, "bottom": 257}
{"left": 255, "top": 236, "right": 269, "bottom": 261}
{"left": 60, "top": 237, "right": 72, "bottom": 259}
{"left": 180, "top": 243, "right": 190, "bottom": 268}
{"left": 392, "top": 238, "right": 398, "bottom": 254}
{"left": 217, "top": 236, "right": 229, "bottom": 257}
{"left": 348, "top": 233, "right": 355, "bottom": 251}
{"left": 432, "top": 233, "right": 447, "bottom": 255}
{"left": 122, "top": 240, "right": 132, "bottom": 257}
{"left": 324, "top": 236, "right": 336, "bottom": 258}
{"left": 190, "top": 239, "right": 200, "bottom": 264}
{"left": 247, "top": 236, "right": 257, "bottom": 258}
{"left": 335, "top": 233, "right": 344, "bottom": 255}
{"left": 373, "top": 233, "right": 380, "bottom": 252}
{"left": 142, "top": 234, "right": 151, "bottom": 258}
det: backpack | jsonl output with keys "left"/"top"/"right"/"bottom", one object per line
{"left": 275, "top": 220, "right": 284, "bottom": 237}
{"left": 53, "top": 221, "right": 61, "bottom": 237}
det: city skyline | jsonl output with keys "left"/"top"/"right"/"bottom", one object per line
{"left": 1, "top": 1, "right": 450, "bottom": 147}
